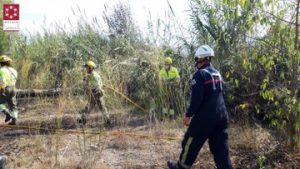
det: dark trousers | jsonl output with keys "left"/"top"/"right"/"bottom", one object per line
{"left": 178, "top": 116, "right": 232, "bottom": 169}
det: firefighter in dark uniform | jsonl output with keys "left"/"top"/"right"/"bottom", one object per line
{"left": 167, "top": 45, "right": 233, "bottom": 169}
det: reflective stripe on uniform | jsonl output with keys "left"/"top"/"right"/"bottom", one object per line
{"left": 204, "top": 79, "right": 223, "bottom": 85}
{"left": 200, "top": 68, "right": 223, "bottom": 90}
{"left": 181, "top": 136, "right": 193, "bottom": 167}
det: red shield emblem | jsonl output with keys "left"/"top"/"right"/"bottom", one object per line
{"left": 3, "top": 4, "right": 19, "bottom": 20}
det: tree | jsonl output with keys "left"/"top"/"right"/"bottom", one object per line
{"left": 103, "top": 2, "right": 138, "bottom": 40}
{"left": 289, "top": 0, "right": 299, "bottom": 151}
{"left": 255, "top": 0, "right": 300, "bottom": 151}
{"left": 189, "top": 0, "right": 262, "bottom": 68}
{"left": 189, "top": 0, "right": 267, "bottom": 121}
{"left": 189, "top": 0, "right": 300, "bottom": 151}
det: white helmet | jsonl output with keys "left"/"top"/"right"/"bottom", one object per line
{"left": 194, "top": 45, "right": 215, "bottom": 58}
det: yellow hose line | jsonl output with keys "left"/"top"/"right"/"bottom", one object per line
{"left": 0, "top": 124, "right": 181, "bottom": 141}
{"left": 0, "top": 85, "right": 182, "bottom": 141}
{"left": 103, "top": 84, "right": 149, "bottom": 114}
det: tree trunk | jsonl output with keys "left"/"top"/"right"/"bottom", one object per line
{"left": 16, "top": 89, "right": 62, "bottom": 98}
{"left": 289, "top": 0, "right": 300, "bottom": 152}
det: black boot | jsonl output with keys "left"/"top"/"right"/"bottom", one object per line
{"left": 167, "top": 161, "right": 178, "bottom": 169}
{"left": 167, "top": 161, "right": 186, "bottom": 169}
{"left": 8, "top": 118, "right": 16, "bottom": 125}
{"left": 4, "top": 113, "right": 11, "bottom": 123}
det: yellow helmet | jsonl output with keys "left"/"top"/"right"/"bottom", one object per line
{"left": 0, "top": 55, "right": 12, "bottom": 63}
{"left": 164, "top": 57, "right": 173, "bottom": 64}
{"left": 84, "top": 61, "right": 96, "bottom": 69}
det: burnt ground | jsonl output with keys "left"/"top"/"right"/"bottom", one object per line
{"left": 0, "top": 99, "right": 300, "bottom": 169}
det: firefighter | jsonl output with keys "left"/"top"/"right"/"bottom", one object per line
{"left": 159, "top": 57, "right": 180, "bottom": 118}
{"left": 78, "top": 61, "right": 111, "bottom": 126}
{"left": 167, "top": 45, "right": 233, "bottom": 169}
{"left": 0, "top": 55, "right": 18, "bottom": 125}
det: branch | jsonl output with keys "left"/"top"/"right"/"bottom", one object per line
{"left": 260, "top": 9, "right": 297, "bottom": 25}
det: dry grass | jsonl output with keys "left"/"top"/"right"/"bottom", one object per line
{"left": 0, "top": 124, "right": 294, "bottom": 169}
{"left": 0, "top": 96, "right": 299, "bottom": 169}
{"left": 230, "top": 124, "right": 277, "bottom": 152}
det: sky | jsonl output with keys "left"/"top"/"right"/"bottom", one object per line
{"left": 14, "top": 0, "right": 191, "bottom": 35}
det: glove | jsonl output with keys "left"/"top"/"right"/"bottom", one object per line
{"left": 182, "top": 116, "right": 191, "bottom": 126}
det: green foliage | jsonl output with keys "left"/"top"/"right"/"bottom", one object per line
{"left": 190, "top": 0, "right": 300, "bottom": 149}
{"left": 6, "top": 0, "right": 300, "bottom": 150}
{"left": 9, "top": 4, "right": 190, "bottom": 119}
{"left": 258, "top": 155, "right": 266, "bottom": 169}
{"left": 0, "top": 30, "right": 9, "bottom": 55}
{"left": 190, "top": 0, "right": 264, "bottom": 65}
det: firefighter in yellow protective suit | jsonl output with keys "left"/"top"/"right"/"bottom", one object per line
{"left": 0, "top": 55, "right": 18, "bottom": 125}
{"left": 78, "top": 61, "right": 111, "bottom": 126}
{"left": 159, "top": 57, "right": 180, "bottom": 118}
